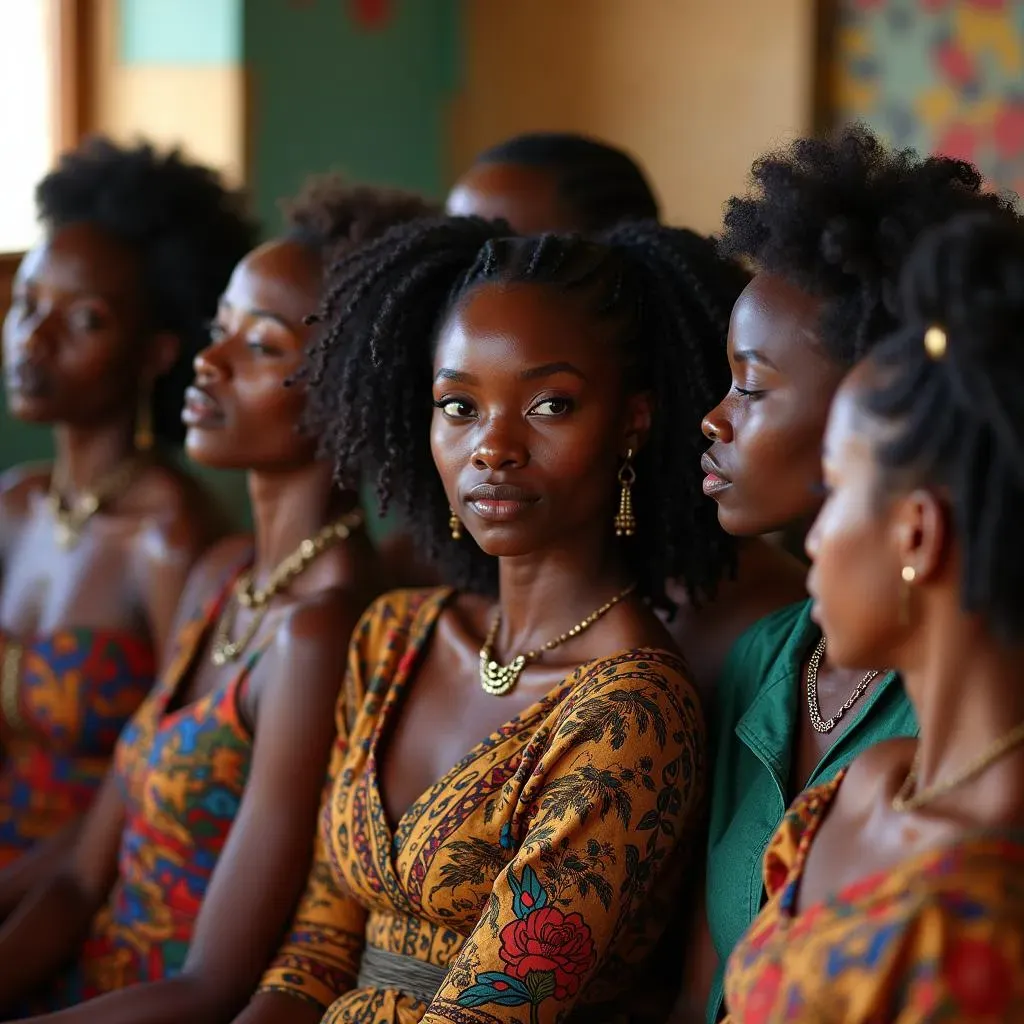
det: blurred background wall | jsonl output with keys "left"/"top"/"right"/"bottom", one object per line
{"left": 4, "top": 0, "right": 1023, "bottom": 521}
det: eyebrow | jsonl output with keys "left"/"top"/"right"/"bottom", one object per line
{"left": 219, "top": 299, "right": 293, "bottom": 331}
{"left": 520, "top": 361, "right": 586, "bottom": 382}
{"left": 732, "top": 348, "right": 780, "bottom": 372}
{"left": 434, "top": 368, "right": 479, "bottom": 384}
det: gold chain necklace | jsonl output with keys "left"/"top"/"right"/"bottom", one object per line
{"left": 479, "top": 584, "right": 636, "bottom": 697}
{"left": 892, "top": 719, "right": 1024, "bottom": 813}
{"left": 46, "top": 455, "right": 146, "bottom": 550}
{"left": 210, "top": 507, "right": 364, "bottom": 667}
{"left": 806, "top": 637, "right": 882, "bottom": 734}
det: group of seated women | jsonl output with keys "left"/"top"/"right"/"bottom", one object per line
{"left": 0, "top": 123, "right": 1021, "bottom": 1024}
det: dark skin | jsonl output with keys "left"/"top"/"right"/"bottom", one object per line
{"left": 445, "top": 166, "right": 803, "bottom": 695}
{"left": 0, "top": 223, "right": 221, "bottom": 913}
{"left": 797, "top": 369, "right": 1024, "bottom": 912}
{"left": 384, "top": 161, "right": 579, "bottom": 588}
{"left": 0, "top": 239, "right": 380, "bottom": 1024}
{"left": 678, "top": 272, "right": 887, "bottom": 1017}
{"left": 236, "top": 280, "right": 679, "bottom": 1024}
{"left": 445, "top": 162, "right": 582, "bottom": 235}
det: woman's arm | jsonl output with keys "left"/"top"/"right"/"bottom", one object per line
{"left": 17, "top": 591, "right": 361, "bottom": 1024}
{"left": 0, "top": 774, "right": 124, "bottom": 1009}
{"left": 422, "top": 663, "right": 705, "bottom": 1024}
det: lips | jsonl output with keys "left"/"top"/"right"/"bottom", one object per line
{"left": 182, "top": 385, "right": 226, "bottom": 428}
{"left": 465, "top": 482, "right": 540, "bottom": 522}
{"left": 700, "top": 451, "right": 732, "bottom": 497}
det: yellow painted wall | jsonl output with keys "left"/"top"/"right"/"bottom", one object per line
{"left": 90, "top": 0, "right": 245, "bottom": 183}
{"left": 451, "top": 0, "right": 816, "bottom": 233}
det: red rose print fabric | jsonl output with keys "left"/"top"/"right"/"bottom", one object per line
{"left": 256, "top": 588, "right": 706, "bottom": 1023}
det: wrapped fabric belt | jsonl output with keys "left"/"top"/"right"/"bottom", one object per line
{"left": 356, "top": 942, "right": 448, "bottom": 1004}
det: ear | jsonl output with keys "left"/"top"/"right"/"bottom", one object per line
{"left": 142, "top": 330, "right": 181, "bottom": 384}
{"left": 620, "top": 390, "right": 654, "bottom": 456}
{"left": 892, "top": 488, "right": 949, "bottom": 584}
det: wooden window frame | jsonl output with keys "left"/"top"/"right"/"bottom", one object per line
{"left": 0, "top": 0, "right": 93, "bottom": 300}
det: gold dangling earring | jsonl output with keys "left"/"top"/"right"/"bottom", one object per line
{"left": 135, "top": 389, "right": 154, "bottom": 452}
{"left": 614, "top": 449, "right": 637, "bottom": 537}
{"left": 449, "top": 507, "right": 462, "bottom": 541}
{"left": 899, "top": 565, "right": 916, "bottom": 626}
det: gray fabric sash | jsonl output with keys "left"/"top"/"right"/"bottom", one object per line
{"left": 356, "top": 942, "right": 448, "bottom": 1004}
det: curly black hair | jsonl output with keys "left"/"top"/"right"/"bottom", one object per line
{"left": 719, "top": 123, "right": 1016, "bottom": 366}
{"left": 861, "top": 211, "right": 1024, "bottom": 642}
{"left": 303, "top": 215, "right": 749, "bottom": 608}
{"left": 281, "top": 173, "right": 439, "bottom": 267}
{"left": 36, "top": 136, "right": 257, "bottom": 445}
{"left": 474, "top": 132, "right": 660, "bottom": 230}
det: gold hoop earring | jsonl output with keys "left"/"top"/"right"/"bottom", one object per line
{"left": 614, "top": 450, "right": 637, "bottom": 537}
{"left": 899, "top": 565, "right": 916, "bottom": 626}
{"left": 449, "top": 507, "right": 462, "bottom": 541}
{"left": 135, "top": 390, "right": 154, "bottom": 451}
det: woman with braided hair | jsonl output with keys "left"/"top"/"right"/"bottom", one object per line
{"left": 724, "top": 210, "right": 1024, "bottom": 1021}
{"left": 235, "top": 215, "right": 748, "bottom": 1024}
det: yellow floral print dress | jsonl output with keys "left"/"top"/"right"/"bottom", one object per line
{"left": 258, "top": 588, "right": 705, "bottom": 1023}
{"left": 724, "top": 772, "right": 1024, "bottom": 1023}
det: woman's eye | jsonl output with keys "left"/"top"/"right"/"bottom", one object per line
{"left": 732, "top": 385, "right": 765, "bottom": 400}
{"left": 246, "top": 337, "right": 281, "bottom": 357}
{"left": 208, "top": 322, "right": 228, "bottom": 343}
{"left": 529, "top": 397, "right": 574, "bottom": 417}
{"left": 439, "top": 399, "right": 474, "bottom": 418}
{"left": 68, "top": 307, "right": 104, "bottom": 332}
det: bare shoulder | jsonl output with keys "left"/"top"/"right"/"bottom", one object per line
{"left": 274, "top": 584, "right": 370, "bottom": 655}
{"left": 130, "top": 460, "right": 223, "bottom": 566}
{"left": 834, "top": 738, "right": 915, "bottom": 816}
{"left": 0, "top": 462, "right": 50, "bottom": 518}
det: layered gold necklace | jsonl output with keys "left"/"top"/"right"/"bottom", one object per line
{"left": 46, "top": 455, "right": 147, "bottom": 550}
{"left": 210, "top": 507, "right": 364, "bottom": 667}
{"left": 806, "top": 638, "right": 882, "bottom": 734}
{"left": 479, "top": 584, "right": 636, "bottom": 696}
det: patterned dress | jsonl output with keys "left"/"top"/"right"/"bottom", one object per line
{"left": 33, "top": 563, "right": 266, "bottom": 1008}
{"left": 0, "top": 627, "right": 155, "bottom": 866}
{"left": 258, "top": 588, "right": 705, "bottom": 1024}
{"left": 723, "top": 772, "right": 1024, "bottom": 1023}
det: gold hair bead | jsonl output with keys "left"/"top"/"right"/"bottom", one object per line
{"left": 924, "top": 325, "right": 947, "bottom": 360}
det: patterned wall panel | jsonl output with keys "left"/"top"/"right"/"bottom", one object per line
{"left": 831, "top": 0, "right": 1024, "bottom": 194}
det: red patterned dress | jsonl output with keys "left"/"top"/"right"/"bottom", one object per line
{"left": 0, "top": 628, "right": 155, "bottom": 865}
{"left": 257, "top": 587, "right": 705, "bottom": 1024}
{"left": 32, "top": 564, "right": 267, "bottom": 1008}
{"left": 724, "top": 772, "right": 1024, "bottom": 1022}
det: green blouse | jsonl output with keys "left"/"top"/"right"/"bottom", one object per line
{"left": 704, "top": 599, "right": 918, "bottom": 1022}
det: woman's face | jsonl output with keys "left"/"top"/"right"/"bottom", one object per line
{"left": 431, "top": 281, "right": 650, "bottom": 560}
{"left": 805, "top": 369, "right": 909, "bottom": 669}
{"left": 3, "top": 222, "right": 167, "bottom": 428}
{"left": 700, "top": 272, "right": 845, "bottom": 537}
{"left": 183, "top": 239, "right": 321, "bottom": 470}
{"left": 446, "top": 162, "right": 582, "bottom": 234}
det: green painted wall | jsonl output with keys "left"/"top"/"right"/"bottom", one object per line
{"left": 245, "top": 0, "right": 458, "bottom": 232}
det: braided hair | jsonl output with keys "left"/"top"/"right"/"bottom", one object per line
{"left": 304, "top": 215, "right": 748, "bottom": 608}
{"left": 36, "top": 136, "right": 257, "bottom": 445}
{"left": 861, "top": 211, "right": 1024, "bottom": 642}
{"left": 473, "top": 132, "right": 660, "bottom": 230}
{"left": 720, "top": 123, "right": 1016, "bottom": 366}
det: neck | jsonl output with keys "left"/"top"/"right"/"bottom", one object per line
{"left": 493, "top": 519, "right": 630, "bottom": 653}
{"left": 52, "top": 419, "right": 138, "bottom": 493}
{"left": 247, "top": 461, "right": 353, "bottom": 580}
{"left": 900, "top": 609, "right": 1024, "bottom": 797}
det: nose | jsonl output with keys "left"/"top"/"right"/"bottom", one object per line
{"left": 471, "top": 417, "right": 529, "bottom": 472}
{"left": 10, "top": 310, "right": 56, "bottom": 363}
{"left": 804, "top": 510, "right": 822, "bottom": 563}
{"left": 702, "top": 403, "right": 733, "bottom": 443}
{"left": 193, "top": 342, "right": 230, "bottom": 385}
